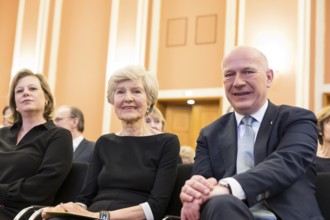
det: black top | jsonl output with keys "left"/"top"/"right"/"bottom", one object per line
{"left": 76, "top": 133, "right": 180, "bottom": 220}
{"left": 315, "top": 156, "right": 330, "bottom": 172}
{"left": 0, "top": 121, "right": 73, "bottom": 218}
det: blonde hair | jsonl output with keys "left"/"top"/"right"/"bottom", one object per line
{"left": 316, "top": 106, "right": 330, "bottom": 145}
{"left": 180, "top": 146, "right": 195, "bottom": 163}
{"left": 107, "top": 65, "right": 159, "bottom": 114}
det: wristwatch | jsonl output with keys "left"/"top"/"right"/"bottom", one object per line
{"left": 99, "top": 211, "right": 110, "bottom": 220}
{"left": 219, "top": 182, "right": 232, "bottom": 194}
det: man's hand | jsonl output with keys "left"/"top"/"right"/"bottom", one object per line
{"left": 180, "top": 198, "right": 203, "bottom": 220}
{"left": 179, "top": 175, "right": 233, "bottom": 220}
{"left": 180, "top": 175, "right": 218, "bottom": 203}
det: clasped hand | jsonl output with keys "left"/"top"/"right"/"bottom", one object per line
{"left": 180, "top": 175, "right": 231, "bottom": 220}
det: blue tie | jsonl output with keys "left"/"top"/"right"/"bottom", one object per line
{"left": 237, "top": 116, "right": 277, "bottom": 220}
{"left": 237, "top": 116, "right": 255, "bottom": 173}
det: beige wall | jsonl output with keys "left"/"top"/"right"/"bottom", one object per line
{"left": 55, "top": 0, "right": 111, "bottom": 141}
{"left": 240, "top": 0, "right": 298, "bottom": 105}
{"left": 325, "top": 0, "right": 330, "bottom": 84}
{"left": 0, "top": 0, "right": 18, "bottom": 109}
{"left": 158, "top": 0, "right": 226, "bottom": 90}
{"left": 0, "top": 0, "right": 329, "bottom": 139}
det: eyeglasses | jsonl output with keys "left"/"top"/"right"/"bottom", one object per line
{"left": 53, "top": 116, "right": 75, "bottom": 123}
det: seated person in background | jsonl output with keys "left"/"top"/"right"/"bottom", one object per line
{"left": 54, "top": 105, "right": 95, "bottom": 163}
{"left": 42, "top": 65, "right": 180, "bottom": 220}
{"left": 146, "top": 106, "right": 183, "bottom": 164}
{"left": 180, "top": 146, "right": 195, "bottom": 164}
{"left": 0, "top": 105, "right": 12, "bottom": 127}
{"left": 0, "top": 69, "right": 73, "bottom": 220}
{"left": 180, "top": 46, "right": 322, "bottom": 219}
{"left": 315, "top": 106, "right": 330, "bottom": 172}
{"left": 145, "top": 106, "right": 166, "bottom": 132}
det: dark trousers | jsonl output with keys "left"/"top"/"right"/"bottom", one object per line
{"left": 201, "top": 194, "right": 254, "bottom": 220}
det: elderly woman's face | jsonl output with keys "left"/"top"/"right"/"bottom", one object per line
{"left": 114, "top": 79, "right": 148, "bottom": 122}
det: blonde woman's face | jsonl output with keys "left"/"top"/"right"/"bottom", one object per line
{"left": 145, "top": 115, "right": 163, "bottom": 131}
{"left": 14, "top": 76, "right": 46, "bottom": 117}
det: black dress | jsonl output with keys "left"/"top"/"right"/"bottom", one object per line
{"left": 0, "top": 121, "right": 73, "bottom": 219}
{"left": 76, "top": 133, "right": 180, "bottom": 220}
{"left": 315, "top": 156, "right": 330, "bottom": 172}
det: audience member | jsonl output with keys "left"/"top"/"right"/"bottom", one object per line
{"left": 315, "top": 106, "right": 330, "bottom": 172}
{"left": 145, "top": 106, "right": 166, "bottom": 131}
{"left": 42, "top": 65, "right": 180, "bottom": 220}
{"left": 0, "top": 105, "right": 12, "bottom": 127}
{"left": 180, "top": 46, "right": 322, "bottom": 219}
{"left": 180, "top": 146, "right": 195, "bottom": 164}
{"left": 0, "top": 69, "right": 73, "bottom": 220}
{"left": 54, "top": 105, "right": 95, "bottom": 163}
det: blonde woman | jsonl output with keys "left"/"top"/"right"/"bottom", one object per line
{"left": 315, "top": 106, "right": 330, "bottom": 172}
{"left": 145, "top": 107, "right": 166, "bottom": 132}
{"left": 0, "top": 69, "right": 72, "bottom": 220}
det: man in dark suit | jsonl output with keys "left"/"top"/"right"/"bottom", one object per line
{"left": 180, "top": 46, "right": 323, "bottom": 219}
{"left": 54, "top": 105, "right": 95, "bottom": 163}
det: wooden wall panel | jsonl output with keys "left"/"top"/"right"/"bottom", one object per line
{"left": 158, "top": 0, "right": 226, "bottom": 90}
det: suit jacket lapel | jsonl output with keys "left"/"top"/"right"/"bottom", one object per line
{"left": 73, "top": 139, "right": 86, "bottom": 160}
{"left": 254, "top": 101, "right": 279, "bottom": 165}
{"left": 218, "top": 114, "right": 238, "bottom": 176}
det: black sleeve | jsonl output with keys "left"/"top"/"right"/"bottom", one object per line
{"left": 0, "top": 129, "right": 73, "bottom": 208}
{"left": 147, "top": 135, "right": 180, "bottom": 219}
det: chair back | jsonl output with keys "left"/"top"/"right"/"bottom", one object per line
{"left": 165, "top": 163, "right": 193, "bottom": 216}
{"left": 54, "top": 162, "right": 89, "bottom": 204}
{"left": 316, "top": 172, "right": 330, "bottom": 220}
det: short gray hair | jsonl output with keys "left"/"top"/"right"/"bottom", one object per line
{"left": 107, "top": 65, "right": 159, "bottom": 114}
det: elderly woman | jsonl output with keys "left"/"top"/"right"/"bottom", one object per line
{"left": 0, "top": 69, "right": 72, "bottom": 220}
{"left": 315, "top": 106, "right": 330, "bottom": 172}
{"left": 145, "top": 107, "right": 166, "bottom": 132}
{"left": 42, "top": 65, "right": 180, "bottom": 220}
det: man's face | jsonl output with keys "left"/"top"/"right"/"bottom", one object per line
{"left": 222, "top": 47, "right": 273, "bottom": 115}
{"left": 54, "top": 107, "right": 74, "bottom": 131}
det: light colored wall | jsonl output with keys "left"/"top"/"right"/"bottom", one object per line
{"left": 325, "top": 0, "right": 330, "bottom": 84}
{"left": 157, "top": 0, "right": 226, "bottom": 90}
{"left": 0, "top": 0, "right": 18, "bottom": 108}
{"left": 0, "top": 0, "right": 329, "bottom": 139}
{"left": 239, "top": 0, "right": 298, "bottom": 105}
{"left": 54, "top": 0, "right": 111, "bottom": 141}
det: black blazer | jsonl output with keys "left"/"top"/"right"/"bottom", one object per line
{"left": 73, "top": 138, "right": 95, "bottom": 163}
{"left": 193, "top": 101, "right": 323, "bottom": 219}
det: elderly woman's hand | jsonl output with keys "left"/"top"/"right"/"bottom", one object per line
{"left": 41, "top": 202, "right": 99, "bottom": 219}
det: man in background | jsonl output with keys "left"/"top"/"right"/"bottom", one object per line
{"left": 54, "top": 105, "right": 95, "bottom": 163}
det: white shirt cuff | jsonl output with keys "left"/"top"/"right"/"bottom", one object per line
{"left": 219, "top": 177, "right": 246, "bottom": 200}
{"left": 140, "top": 202, "right": 154, "bottom": 220}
